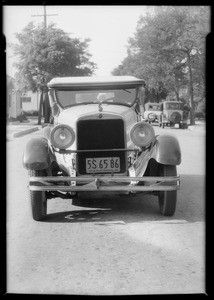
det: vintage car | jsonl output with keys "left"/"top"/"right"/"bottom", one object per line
{"left": 23, "top": 76, "right": 181, "bottom": 221}
{"left": 159, "top": 100, "right": 188, "bottom": 129}
{"left": 143, "top": 102, "right": 163, "bottom": 124}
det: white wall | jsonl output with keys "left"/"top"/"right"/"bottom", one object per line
{"left": 22, "top": 91, "right": 39, "bottom": 111}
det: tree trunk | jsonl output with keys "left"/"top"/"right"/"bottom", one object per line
{"left": 186, "top": 51, "right": 195, "bottom": 125}
{"left": 174, "top": 75, "right": 180, "bottom": 101}
{"left": 43, "top": 92, "right": 51, "bottom": 123}
{"left": 174, "top": 89, "right": 180, "bottom": 101}
{"left": 37, "top": 89, "right": 43, "bottom": 125}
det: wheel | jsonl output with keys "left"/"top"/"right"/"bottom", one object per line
{"left": 28, "top": 169, "right": 47, "bottom": 221}
{"left": 158, "top": 164, "right": 177, "bottom": 216}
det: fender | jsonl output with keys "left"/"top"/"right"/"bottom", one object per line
{"left": 23, "top": 137, "right": 54, "bottom": 170}
{"left": 153, "top": 134, "right": 181, "bottom": 165}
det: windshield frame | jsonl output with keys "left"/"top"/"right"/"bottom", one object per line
{"left": 164, "top": 102, "right": 184, "bottom": 110}
{"left": 53, "top": 85, "right": 140, "bottom": 109}
{"left": 148, "top": 105, "right": 162, "bottom": 111}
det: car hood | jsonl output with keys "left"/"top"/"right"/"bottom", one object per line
{"left": 57, "top": 104, "right": 137, "bottom": 127}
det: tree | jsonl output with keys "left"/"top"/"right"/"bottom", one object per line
{"left": 113, "top": 6, "right": 210, "bottom": 125}
{"left": 12, "top": 22, "right": 97, "bottom": 123}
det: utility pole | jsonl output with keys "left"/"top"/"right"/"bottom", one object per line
{"left": 31, "top": 6, "right": 58, "bottom": 29}
{"left": 31, "top": 6, "right": 58, "bottom": 125}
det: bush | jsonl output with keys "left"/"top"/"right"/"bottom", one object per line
{"left": 8, "top": 116, "right": 17, "bottom": 122}
{"left": 21, "top": 110, "right": 28, "bottom": 117}
{"left": 32, "top": 110, "right": 39, "bottom": 116}
{"left": 194, "top": 112, "right": 205, "bottom": 119}
{"left": 22, "top": 110, "right": 39, "bottom": 116}
{"left": 17, "top": 111, "right": 28, "bottom": 122}
{"left": 8, "top": 111, "right": 28, "bottom": 123}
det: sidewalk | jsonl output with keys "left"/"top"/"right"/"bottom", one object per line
{"left": 188, "top": 120, "right": 205, "bottom": 133}
{"left": 7, "top": 117, "right": 44, "bottom": 139}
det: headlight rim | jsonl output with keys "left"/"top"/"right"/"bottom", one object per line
{"left": 148, "top": 112, "right": 156, "bottom": 120}
{"left": 130, "top": 121, "right": 155, "bottom": 148}
{"left": 50, "top": 124, "right": 75, "bottom": 149}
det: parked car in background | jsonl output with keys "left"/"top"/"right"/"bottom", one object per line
{"left": 159, "top": 101, "right": 188, "bottom": 129}
{"left": 144, "top": 102, "right": 163, "bottom": 124}
{"left": 23, "top": 76, "right": 181, "bottom": 221}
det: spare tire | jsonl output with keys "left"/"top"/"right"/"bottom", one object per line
{"left": 170, "top": 112, "right": 181, "bottom": 124}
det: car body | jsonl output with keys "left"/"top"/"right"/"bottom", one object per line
{"left": 23, "top": 76, "right": 181, "bottom": 221}
{"left": 143, "top": 102, "right": 163, "bottom": 124}
{"left": 159, "top": 101, "right": 188, "bottom": 129}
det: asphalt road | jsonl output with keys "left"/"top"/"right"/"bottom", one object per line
{"left": 6, "top": 124, "right": 205, "bottom": 295}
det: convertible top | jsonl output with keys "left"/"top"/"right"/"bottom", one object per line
{"left": 48, "top": 76, "right": 145, "bottom": 88}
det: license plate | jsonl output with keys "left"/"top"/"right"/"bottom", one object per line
{"left": 86, "top": 157, "right": 120, "bottom": 173}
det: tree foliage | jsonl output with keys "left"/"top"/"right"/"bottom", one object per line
{"left": 12, "top": 22, "right": 97, "bottom": 92}
{"left": 113, "top": 6, "right": 210, "bottom": 124}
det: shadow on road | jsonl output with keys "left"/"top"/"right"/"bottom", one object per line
{"left": 44, "top": 174, "right": 205, "bottom": 224}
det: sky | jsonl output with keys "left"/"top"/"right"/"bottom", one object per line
{"left": 3, "top": 5, "right": 155, "bottom": 77}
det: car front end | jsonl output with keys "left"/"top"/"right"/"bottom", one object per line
{"left": 23, "top": 76, "right": 181, "bottom": 220}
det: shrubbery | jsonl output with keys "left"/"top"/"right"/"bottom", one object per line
{"left": 194, "top": 111, "right": 205, "bottom": 119}
{"left": 7, "top": 110, "right": 39, "bottom": 123}
{"left": 22, "top": 110, "right": 39, "bottom": 116}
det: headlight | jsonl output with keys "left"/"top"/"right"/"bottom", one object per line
{"left": 50, "top": 124, "right": 75, "bottom": 149}
{"left": 148, "top": 113, "right": 156, "bottom": 120}
{"left": 130, "top": 121, "right": 155, "bottom": 148}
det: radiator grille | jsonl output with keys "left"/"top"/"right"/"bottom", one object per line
{"left": 77, "top": 119, "right": 126, "bottom": 174}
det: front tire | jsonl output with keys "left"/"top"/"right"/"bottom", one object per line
{"left": 28, "top": 169, "right": 47, "bottom": 221}
{"left": 158, "top": 164, "right": 177, "bottom": 216}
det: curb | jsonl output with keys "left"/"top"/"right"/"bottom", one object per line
{"left": 13, "top": 127, "right": 39, "bottom": 138}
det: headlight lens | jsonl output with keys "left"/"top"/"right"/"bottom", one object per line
{"left": 50, "top": 124, "right": 75, "bottom": 149}
{"left": 148, "top": 113, "right": 156, "bottom": 120}
{"left": 130, "top": 121, "right": 155, "bottom": 148}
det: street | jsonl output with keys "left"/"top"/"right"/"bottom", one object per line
{"left": 6, "top": 124, "right": 205, "bottom": 295}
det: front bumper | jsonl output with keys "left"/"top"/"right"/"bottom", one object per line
{"left": 29, "top": 175, "right": 180, "bottom": 192}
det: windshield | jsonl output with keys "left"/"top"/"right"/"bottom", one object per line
{"left": 165, "top": 102, "right": 184, "bottom": 110}
{"left": 55, "top": 87, "right": 138, "bottom": 108}
{"left": 148, "top": 104, "right": 162, "bottom": 111}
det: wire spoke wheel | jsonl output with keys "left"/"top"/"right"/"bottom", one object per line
{"left": 158, "top": 164, "right": 177, "bottom": 216}
{"left": 28, "top": 169, "right": 47, "bottom": 221}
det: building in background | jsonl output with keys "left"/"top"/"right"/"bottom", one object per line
{"left": 7, "top": 75, "right": 22, "bottom": 119}
{"left": 21, "top": 91, "right": 39, "bottom": 112}
{"left": 7, "top": 75, "right": 39, "bottom": 120}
